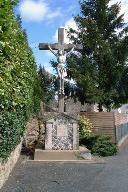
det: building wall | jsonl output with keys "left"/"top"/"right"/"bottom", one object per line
{"left": 112, "top": 104, "right": 128, "bottom": 114}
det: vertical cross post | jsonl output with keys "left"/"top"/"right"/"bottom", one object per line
{"left": 58, "top": 28, "right": 65, "bottom": 45}
{"left": 58, "top": 28, "right": 65, "bottom": 113}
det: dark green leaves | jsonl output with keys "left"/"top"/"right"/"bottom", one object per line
{"left": 0, "top": 0, "right": 41, "bottom": 160}
{"left": 68, "top": 0, "right": 128, "bottom": 111}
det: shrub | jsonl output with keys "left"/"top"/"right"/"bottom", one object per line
{"left": 0, "top": 1, "right": 41, "bottom": 160}
{"left": 91, "top": 135, "right": 118, "bottom": 157}
{"left": 79, "top": 116, "right": 93, "bottom": 140}
{"left": 80, "top": 135, "right": 99, "bottom": 150}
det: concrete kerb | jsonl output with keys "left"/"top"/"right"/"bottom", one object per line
{"left": 27, "top": 159, "right": 106, "bottom": 164}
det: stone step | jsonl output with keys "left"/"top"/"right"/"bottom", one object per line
{"left": 34, "top": 148, "right": 92, "bottom": 161}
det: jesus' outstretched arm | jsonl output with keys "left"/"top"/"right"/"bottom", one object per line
{"left": 66, "top": 46, "right": 75, "bottom": 57}
{"left": 48, "top": 44, "right": 58, "bottom": 57}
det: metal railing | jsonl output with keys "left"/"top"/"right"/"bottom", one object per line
{"left": 116, "top": 123, "right": 128, "bottom": 142}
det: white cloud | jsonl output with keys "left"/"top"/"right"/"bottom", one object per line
{"left": 19, "top": 0, "right": 62, "bottom": 22}
{"left": 64, "top": 18, "right": 78, "bottom": 43}
{"left": 47, "top": 8, "right": 62, "bottom": 20}
{"left": 53, "top": 18, "right": 78, "bottom": 43}
{"left": 19, "top": 0, "right": 48, "bottom": 21}
{"left": 64, "top": 18, "right": 78, "bottom": 31}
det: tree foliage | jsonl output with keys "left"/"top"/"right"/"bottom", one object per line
{"left": 68, "top": 0, "right": 128, "bottom": 111}
{"left": 37, "top": 65, "right": 56, "bottom": 103}
{"left": 79, "top": 116, "right": 93, "bottom": 139}
{"left": 0, "top": 1, "right": 41, "bottom": 160}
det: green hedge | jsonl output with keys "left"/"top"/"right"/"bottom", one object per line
{"left": 91, "top": 135, "right": 118, "bottom": 157}
{"left": 80, "top": 135, "right": 118, "bottom": 157}
{"left": 0, "top": 1, "right": 41, "bottom": 160}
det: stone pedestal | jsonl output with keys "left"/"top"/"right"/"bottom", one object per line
{"left": 44, "top": 113, "right": 79, "bottom": 150}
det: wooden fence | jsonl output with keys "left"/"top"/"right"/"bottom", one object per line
{"left": 80, "top": 112, "right": 128, "bottom": 143}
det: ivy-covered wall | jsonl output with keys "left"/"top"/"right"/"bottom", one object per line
{"left": 0, "top": 0, "right": 41, "bottom": 160}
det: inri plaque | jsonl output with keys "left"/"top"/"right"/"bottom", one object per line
{"left": 57, "top": 124, "right": 68, "bottom": 137}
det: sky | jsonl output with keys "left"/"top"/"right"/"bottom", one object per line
{"left": 15, "top": 0, "right": 128, "bottom": 73}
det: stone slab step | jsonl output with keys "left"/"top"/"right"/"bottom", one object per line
{"left": 34, "top": 148, "right": 92, "bottom": 161}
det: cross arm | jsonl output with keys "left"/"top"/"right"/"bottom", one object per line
{"left": 39, "top": 43, "right": 83, "bottom": 51}
{"left": 39, "top": 43, "right": 59, "bottom": 50}
{"left": 63, "top": 44, "right": 83, "bottom": 51}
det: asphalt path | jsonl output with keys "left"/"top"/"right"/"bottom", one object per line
{"left": 1, "top": 146, "right": 128, "bottom": 192}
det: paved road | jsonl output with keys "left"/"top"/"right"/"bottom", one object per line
{"left": 1, "top": 146, "right": 128, "bottom": 192}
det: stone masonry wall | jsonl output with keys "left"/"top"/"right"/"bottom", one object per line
{"left": 25, "top": 117, "right": 39, "bottom": 149}
{"left": 0, "top": 140, "right": 22, "bottom": 189}
{"left": 24, "top": 117, "right": 45, "bottom": 150}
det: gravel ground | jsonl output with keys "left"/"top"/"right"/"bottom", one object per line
{"left": 1, "top": 145, "right": 128, "bottom": 192}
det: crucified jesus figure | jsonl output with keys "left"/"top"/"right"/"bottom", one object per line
{"left": 48, "top": 45, "right": 74, "bottom": 94}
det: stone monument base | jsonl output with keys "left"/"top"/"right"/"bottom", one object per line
{"left": 34, "top": 147, "right": 92, "bottom": 161}
{"left": 42, "top": 112, "right": 79, "bottom": 151}
{"left": 34, "top": 112, "right": 93, "bottom": 161}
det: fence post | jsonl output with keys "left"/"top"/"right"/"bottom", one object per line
{"left": 113, "top": 113, "right": 117, "bottom": 144}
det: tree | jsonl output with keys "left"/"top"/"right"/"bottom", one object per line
{"left": 37, "top": 65, "right": 56, "bottom": 103}
{"left": 68, "top": 0, "right": 128, "bottom": 111}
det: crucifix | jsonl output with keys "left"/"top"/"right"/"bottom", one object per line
{"left": 39, "top": 28, "right": 82, "bottom": 113}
